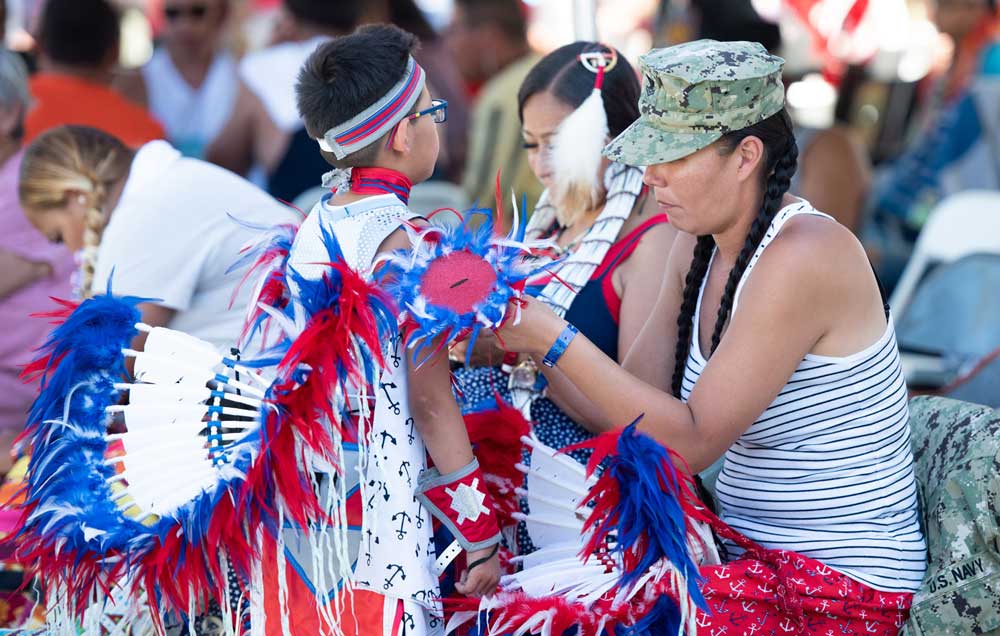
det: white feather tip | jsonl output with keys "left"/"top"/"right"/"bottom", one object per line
{"left": 550, "top": 88, "right": 609, "bottom": 223}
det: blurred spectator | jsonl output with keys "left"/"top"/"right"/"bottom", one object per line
{"left": 929, "top": 0, "right": 1000, "bottom": 109}
{"left": 115, "top": 0, "right": 238, "bottom": 159}
{"left": 360, "top": 0, "right": 469, "bottom": 182}
{"left": 19, "top": 126, "right": 296, "bottom": 352}
{"left": 693, "top": 0, "right": 871, "bottom": 233}
{"left": 870, "top": 0, "right": 1000, "bottom": 286}
{"left": 206, "top": 0, "right": 361, "bottom": 204}
{"left": 791, "top": 118, "right": 872, "bottom": 234}
{"left": 0, "top": 50, "right": 73, "bottom": 475}
{"left": 24, "top": 0, "right": 165, "bottom": 146}
{"left": 692, "top": 0, "right": 781, "bottom": 52}
{"left": 449, "top": 0, "right": 542, "bottom": 221}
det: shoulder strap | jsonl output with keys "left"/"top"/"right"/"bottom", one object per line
{"left": 870, "top": 260, "right": 891, "bottom": 319}
{"left": 595, "top": 214, "right": 668, "bottom": 280}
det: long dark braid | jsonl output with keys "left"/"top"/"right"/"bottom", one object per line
{"left": 708, "top": 136, "right": 799, "bottom": 354}
{"left": 671, "top": 235, "right": 716, "bottom": 397}
{"left": 669, "top": 110, "right": 798, "bottom": 398}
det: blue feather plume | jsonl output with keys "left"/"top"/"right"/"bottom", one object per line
{"left": 584, "top": 422, "right": 707, "bottom": 610}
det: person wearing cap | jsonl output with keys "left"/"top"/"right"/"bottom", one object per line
{"left": 498, "top": 39, "right": 924, "bottom": 632}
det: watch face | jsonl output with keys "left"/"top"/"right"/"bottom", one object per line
{"left": 419, "top": 249, "right": 498, "bottom": 315}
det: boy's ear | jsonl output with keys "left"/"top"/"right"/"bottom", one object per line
{"left": 390, "top": 119, "right": 411, "bottom": 154}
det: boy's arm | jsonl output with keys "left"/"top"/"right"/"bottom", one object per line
{"left": 377, "top": 226, "right": 501, "bottom": 597}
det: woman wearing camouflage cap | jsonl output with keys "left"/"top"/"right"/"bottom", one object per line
{"left": 497, "top": 40, "right": 924, "bottom": 633}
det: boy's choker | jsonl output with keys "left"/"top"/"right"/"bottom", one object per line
{"left": 348, "top": 167, "right": 413, "bottom": 205}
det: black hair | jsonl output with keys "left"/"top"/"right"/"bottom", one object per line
{"left": 692, "top": 0, "right": 781, "bottom": 53}
{"left": 517, "top": 42, "right": 640, "bottom": 139}
{"left": 670, "top": 109, "right": 798, "bottom": 398}
{"left": 454, "top": 0, "right": 527, "bottom": 44}
{"left": 296, "top": 24, "right": 419, "bottom": 168}
{"left": 388, "top": 0, "right": 437, "bottom": 42}
{"left": 283, "top": 0, "right": 363, "bottom": 34}
{"left": 38, "top": 0, "right": 120, "bottom": 69}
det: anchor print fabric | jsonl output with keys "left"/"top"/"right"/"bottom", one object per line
{"left": 353, "top": 331, "right": 440, "bottom": 616}
{"left": 696, "top": 549, "right": 913, "bottom": 636}
{"left": 256, "top": 200, "right": 444, "bottom": 635}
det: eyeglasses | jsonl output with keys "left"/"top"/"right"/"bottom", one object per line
{"left": 406, "top": 99, "right": 448, "bottom": 124}
{"left": 164, "top": 4, "right": 208, "bottom": 21}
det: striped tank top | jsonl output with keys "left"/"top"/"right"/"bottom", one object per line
{"left": 681, "top": 200, "right": 927, "bottom": 593}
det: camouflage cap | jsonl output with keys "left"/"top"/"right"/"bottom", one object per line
{"left": 604, "top": 39, "right": 785, "bottom": 167}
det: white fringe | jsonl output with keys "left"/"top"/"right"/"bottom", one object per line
{"left": 274, "top": 506, "right": 293, "bottom": 636}
{"left": 249, "top": 528, "right": 267, "bottom": 636}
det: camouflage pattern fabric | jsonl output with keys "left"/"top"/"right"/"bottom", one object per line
{"left": 907, "top": 396, "right": 1000, "bottom": 635}
{"left": 603, "top": 39, "right": 785, "bottom": 166}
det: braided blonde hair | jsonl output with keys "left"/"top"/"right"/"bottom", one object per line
{"left": 19, "top": 126, "right": 132, "bottom": 297}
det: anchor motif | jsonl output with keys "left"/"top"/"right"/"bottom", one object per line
{"left": 380, "top": 382, "right": 401, "bottom": 414}
{"left": 379, "top": 430, "right": 398, "bottom": 449}
{"left": 399, "top": 460, "right": 411, "bottom": 485}
{"left": 384, "top": 563, "right": 406, "bottom": 590}
{"left": 415, "top": 505, "right": 424, "bottom": 529}
{"left": 401, "top": 612, "right": 415, "bottom": 634}
{"left": 406, "top": 417, "right": 415, "bottom": 445}
{"left": 393, "top": 511, "right": 411, "bottom": 540}
{"left": 368, "top": 479, "right": 390, "bottom": 502}
{"left": 729, "top": 579, "right": 747, "bottom": 598}
{"left": 390, "top": 335, "right": 401, "bottom": 368}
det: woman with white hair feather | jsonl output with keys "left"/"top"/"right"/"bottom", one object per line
{"left": 453, "top": 42, "right": 680, "bottom": 557}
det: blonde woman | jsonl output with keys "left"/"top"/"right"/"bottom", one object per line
{"left": 19, "top": 125, "right": 297, "bottom": 353}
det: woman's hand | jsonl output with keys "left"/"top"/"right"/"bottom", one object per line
{"left": 451, "top": 329, "right": 507, "bottom": 367}
{"left": 496, "top": 295, "right": 566, "bottom": 356}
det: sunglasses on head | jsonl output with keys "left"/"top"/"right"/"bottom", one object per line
{"left": 164, "top": 4, "right": 208, "bottom": 20}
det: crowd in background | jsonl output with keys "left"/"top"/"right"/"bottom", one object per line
{"left": 0, "top": 0, "right": 997, "bottom": 628}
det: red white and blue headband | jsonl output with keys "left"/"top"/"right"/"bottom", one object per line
{"left": 316, "top": 56, "right": 426, "bottom": 160}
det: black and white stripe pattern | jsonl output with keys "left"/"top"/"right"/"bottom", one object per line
{"left": 683, "top": 201, "right": 926, "bottom": 593}
{"left": 526, "top": 164, "right": 644, "bottom": 317}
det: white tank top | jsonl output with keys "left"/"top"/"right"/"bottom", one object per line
{"left": 682, "top": 200, "right": 927, "bottom": 593}
{"left": 141, "top": 48, "right": 238, "bottom": 158}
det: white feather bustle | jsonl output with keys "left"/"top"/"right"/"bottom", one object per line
{"left": 549, "top": 86, "right": 608, "bottom": 228}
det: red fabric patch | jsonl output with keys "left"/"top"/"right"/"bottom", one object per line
{"left": 421, "top": 464, "right": 500, "bottom": 545}
{"left": 696, "top": 550, "right": 912, "bottom": 635}
{"left": 260, "top": 531, "right": 390, "bottom": 635}
{"left": 420, "top": 250, "right": 497, "bottom": 314}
